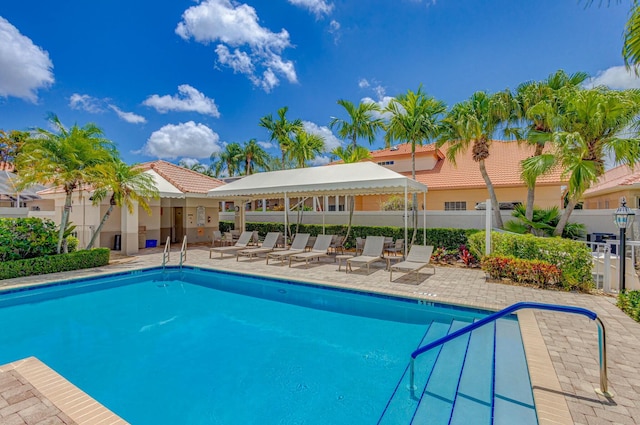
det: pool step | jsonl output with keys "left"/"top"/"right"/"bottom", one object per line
{"left": 378, "top": 318, "right": 537, "bottom": 425}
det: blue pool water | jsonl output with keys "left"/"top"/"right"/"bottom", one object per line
{"left": 0, "top": 267, "right": 537, "bottom": 424}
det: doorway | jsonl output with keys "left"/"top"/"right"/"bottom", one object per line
{"left": 174, "top": 207, "right": 184, "bottom": 242}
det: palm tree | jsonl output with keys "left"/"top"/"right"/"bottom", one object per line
{"left": 623, "top": 1, "right": 640, "bottom": 73}
{"left": 259, "top": 107, "right": 303, "bottom": 169}
{"left": 384, "top": 86, "right": 446, "bottom": 243}
{"left": 511, "top": 70, "right": 588, "bottom": 221}
{"left": 178, "top": 160, "right": 214, "bottom": 177}
{"left": 437, "top": 91, "right": 515, "bottom": 229}
{"left": 86, "top": 160, "right": 159, "bottom": 249}
{"left": 331, "top": 145, "right": 372, "bottom": 242}
{"left": 15, "top": 114, "right": 117, "bottom": 253}
{"left": 329, "top": 99, "right": 385, "bottom": 149}
{"left": 210, "top": 142, "right": 243, "bottom": 177}
{"left": 241, "top": 138, "right": 271, "bottom": 175}
{"left": 546, "top": 87, "right": 640, "bottom": 235}
{"left": 0, "top": 130, "right": 28, "bottom": 166}
{"left": 287, "top": 130, "right": 325, "bottom": 168}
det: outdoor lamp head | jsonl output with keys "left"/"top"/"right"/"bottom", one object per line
{"left": 614, "top": 198, "right": 635, "bottom": 229}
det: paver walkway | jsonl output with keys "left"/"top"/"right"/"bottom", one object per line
{"left": 1, "top": 245, "right": 640, "bottom": 424}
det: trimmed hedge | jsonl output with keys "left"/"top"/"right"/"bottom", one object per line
{"left": 219, "top": 221, "right": 480, "bottom": 250}
{"left": 0, "top": 248, "right": 110, "bottom": 280}
{"left": 468, "top": 231, "right": 593, "bottom": 291}
{"left": 481, "top": 255, "right": 562, "bottom": 287}
{"left": 617, "top": 290, "right": 640, "bottom": 322}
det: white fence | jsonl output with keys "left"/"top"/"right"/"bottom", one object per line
{"left": 584, "top": 239, "right": 640, "bottom": 293}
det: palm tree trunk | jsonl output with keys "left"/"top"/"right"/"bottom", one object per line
{"left": 86, "top": 204, "right": 114, "bottom": 249}
{"left": 525, "top": 185, "right": 535, "bottom": 222}
{"left": 554, "top": 198, "right": 578, "bottom": 237}
{"left": 479, "top": 160, "right": 504, "bottom": 229}
{"left": 57, "top": 190, "right": 74, "bottom": 254}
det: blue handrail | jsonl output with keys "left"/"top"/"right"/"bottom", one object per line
{"left": 409, "top": 302, "right": 611, "bottom": 397}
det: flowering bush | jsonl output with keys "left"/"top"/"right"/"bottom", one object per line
{"left": 458, "top": 244, "right": 477, "bottom": 266}
{"left": 481, "top": 255, "right": 561, "bottom": 288}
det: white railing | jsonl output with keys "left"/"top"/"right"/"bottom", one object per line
{"left": 179, "top": 236, "right": 187, "bottom": 268}
{"left": 584, "top": 239, "right": 640, "bottom": 293}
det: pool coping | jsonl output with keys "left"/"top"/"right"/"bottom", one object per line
{"left": 0, "top": 263, "right": 575, "bottom": 425}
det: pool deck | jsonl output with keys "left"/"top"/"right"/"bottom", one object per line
{"left": 2, "top": 245, "right": 640, "bottom": 425}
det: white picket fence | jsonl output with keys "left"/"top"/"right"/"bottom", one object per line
{"left": 585, "top": 240, "right": 640, "bottom": 293}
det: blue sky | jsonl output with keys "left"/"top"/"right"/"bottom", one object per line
{"left": 0, "top": 0, "right": 636, "bottom": 168}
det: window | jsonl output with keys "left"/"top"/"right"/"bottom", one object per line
{"left": 445, "top": 201, "right": 466, "bottom": 211}
{"left": 377, "top": 161, "right": 395, "bottom": 166}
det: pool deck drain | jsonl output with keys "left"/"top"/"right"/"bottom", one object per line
{"left": 1, "top": 245, "right": 639, "bottom": 424}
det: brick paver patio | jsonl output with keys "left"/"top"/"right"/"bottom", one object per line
{"left": 1, "top": 244, "right": 639, "bottom": 424}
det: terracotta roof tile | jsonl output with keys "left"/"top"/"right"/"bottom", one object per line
{"left": 583, "top": 163, "right": 640, "bottom": 196}
{"left": 370, "top": 143, "right": 443, "bottom": 159}
{"left": 138, "top": 160, "right": 225, "bottom": 194}
{"left": 0, "top": 161, "right": 15, "bottom": 172}
{"left": 410, "top": 141, "right": 566, "bottom": 189}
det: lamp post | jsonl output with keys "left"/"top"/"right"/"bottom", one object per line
{"left": 613, "top": 197, "right": 635, "bottom": 292}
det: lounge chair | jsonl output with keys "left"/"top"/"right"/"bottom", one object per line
{"left": 346, "top": 236, "right": 385, "bottom": 274}
{"left": 389, "top": 245, "right": 435, "bottom": 283}
{"left": 266, "top": 233, "right": 310, "bottom": 265}
{"left": 211, "top": 230, "right": 225, "bottom": 247}
{"left": 355, "top": 237, "right": 365, "bottom": 255}
{"left": 288, "top": 235, "right": 334, "bottom": 267}
{"left": 236, "top": 232, "right": 282, "bottom": 261}
{"left": 386, "top": 238, "right": 404, "bottom": 256}
{"left": 329, "top": 235, "right": 345, "bottom": 255}
{"left": 209, "top": 231, "right": 256, "bottom": 258}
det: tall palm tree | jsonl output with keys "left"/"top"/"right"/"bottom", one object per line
{"left": 241, "top": 138, "right": 271, "bottom": 175}
{"left": 178, "top": 160, "right": 214, "bottom": 177}
{"left": 287, "top": 130, "right": 325, "bottom": 168}
{"left": 259, "top": 106, "right": 303, "bottom": 169}
{"left": 438, "top": 91, "right": 515, "bottom": 229}
{"left": 511, "top": 70, "right": 588, "bottom": 221}
{"left": 210, "top": 142, "right": 243, "bottom": 177}
{"left": 86, "top": 160, "right": 159, "bottom": 249}
{"left": 331, "top": 145, "right": 372, "bottom": 241}
{"left": 544, "top": 87, "right": 640, "bottom": 235}
{"left": 329, "top": 99, "right": 385, "bottom": 149}
{"left": 623, "top": 1, "right": 640, "bottom": 72}
{"left": 384, "top": 86, "right": 446, "bottom": 243}
{"left": 15, "top": 114, "right": 117, "bottom": 253}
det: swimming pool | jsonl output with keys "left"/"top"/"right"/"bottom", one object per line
{"left": 0, "top": 266, "right": 537, "bottom": 424}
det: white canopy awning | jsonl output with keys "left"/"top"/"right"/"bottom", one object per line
{"left": 207, "top": 162, "right": 427, "bottom": 200}
{"left": 146, "top": 170, "right": 185, "bottom": 199}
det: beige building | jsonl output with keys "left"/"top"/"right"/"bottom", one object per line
{"left": 353, "top": 141, "right": 567, "bottom": 212}
{"left": 37, "top": 161, "right": 225, "bottom": 254}
{"left": 582, "top": 163, "right": 640, "bottom": 210}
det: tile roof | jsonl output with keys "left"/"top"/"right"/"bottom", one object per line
{"left": 0, "top": 161, "right": 15, "bottom": 172}
{"left": 138, "top": 160, "right": 225, "bottom": 194}
{"left": 370, "top": 143, "right": 444, "bottom": 159}
{"left": 583, "top": 163, "right": 640, "bottom": 196}
{"left": 411, "top": 141, "right": 566, "bottom": 189}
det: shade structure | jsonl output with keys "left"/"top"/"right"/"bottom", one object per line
{"left": 0, "top": 171, "right": 45, "bottom": 201}
{"left": 206, "top": 162, "right": 427, "bottom": 200}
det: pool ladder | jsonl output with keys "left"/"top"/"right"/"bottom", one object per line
{"left": 161, "top": 236, "right": 187, "bottom": 270}
{"left": 409, "top": 302, "right": 612, "bottom": 398}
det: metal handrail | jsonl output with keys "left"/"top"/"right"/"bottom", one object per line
{"left": 161, "top": 236, "right": 171, "bottom": 269}
{"left": 409, "top": 302, "right": 612, "bottom": 397}
{"left": 179, "top": 236, "right": 187, "bottom": 268}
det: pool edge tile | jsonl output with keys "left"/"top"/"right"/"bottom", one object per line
{"left": 517, "top": 310, "right": 574, "bottom": 425}
{"left": 0, "top": 356, "right": 129, "bottom": 425}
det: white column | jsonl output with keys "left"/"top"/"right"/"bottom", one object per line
{"left": 404, "top": 185, "right": 408, "bottom": 257}
{"left": 222, "top": 201, "right": 226, "bottom": 212}
{"left": 121, "top": 200, "right": 139, "bottom": 255}
{"left": 334, "top": 196, "right": 338, "bottom": 212}
{"left": 313, "top": 197, "right": 317, "bottom": 212}
{"left": 262, "top": 198, "right": 266, "bottom": 212}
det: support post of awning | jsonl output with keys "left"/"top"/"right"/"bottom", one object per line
{"left": 423, "top": 190, "right": 427, "bottom": 245}
{"left": 284, "top": 192, "right": 288, "bottom": 248}
{"left": 404, "top": 183, "right": 408, "bottom": 257}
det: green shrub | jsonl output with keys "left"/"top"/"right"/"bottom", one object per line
{"left": 481, "top": 255, "right": 562, "bottom": 287}
{"left": 469, "top": 231, "right": 593, "bottom": 291}
{"left": 0, "top": 248, "right": 110, "bottom": 280}
{"left": 0, "top": 217, "right": 60, "bottom": 261}
{"left": 617, "top": 291, "right": 640, "bottom": 322}
{"left": 219, "top": 221, "right": 480, "bottom": 250}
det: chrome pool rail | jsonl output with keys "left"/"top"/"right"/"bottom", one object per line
{"left": 162, "top": 236, "right": 171, "bottom": 269}
{"left": 409, "top": 302, "right": 612, "bottom": 398}
{"left": 179, "top": 236, "right": 187, "bottom": 269}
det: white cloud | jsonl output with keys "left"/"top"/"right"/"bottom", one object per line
{"left": 141, "top": 121, "right": 222, "bottom": 159}
{"left": 69, "top": 93, "right": 104, "bottom": 113}
{"left": 179, "top": 157, "right": 200, "bottom": 167}
{"left": 302, "top": 121, "right": 342, "bottom": 151}
{"left": 108, "top": 104, "right": 147, "bottom": 124}
{"left": 588, "top": 66, "right": 640, "bottom": 89}
{"left": 176, "top": 0, "right": 297, "bottom": 92}
{"left": 362, "top": 96, "right": 394, "bottom": 120}
{"left": 0, "top": 17, "right": 54, "bottom": 102}
{"left": 328, "top": 20, "right": 341, "bottom": 43}
{"left": 308, "top": 155, "right": 331, "bottom": 166}
{"left": 143, "top": 84, "right": 220, "bottom": 117}
{"left": 287, "top": 0, "right": 334, "bottom": 17}
{"left": 358, "top": 78, "right": 370, "bottom": 88}
{"left": 257, "top": 141, "right": 273, "bottom": 149}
